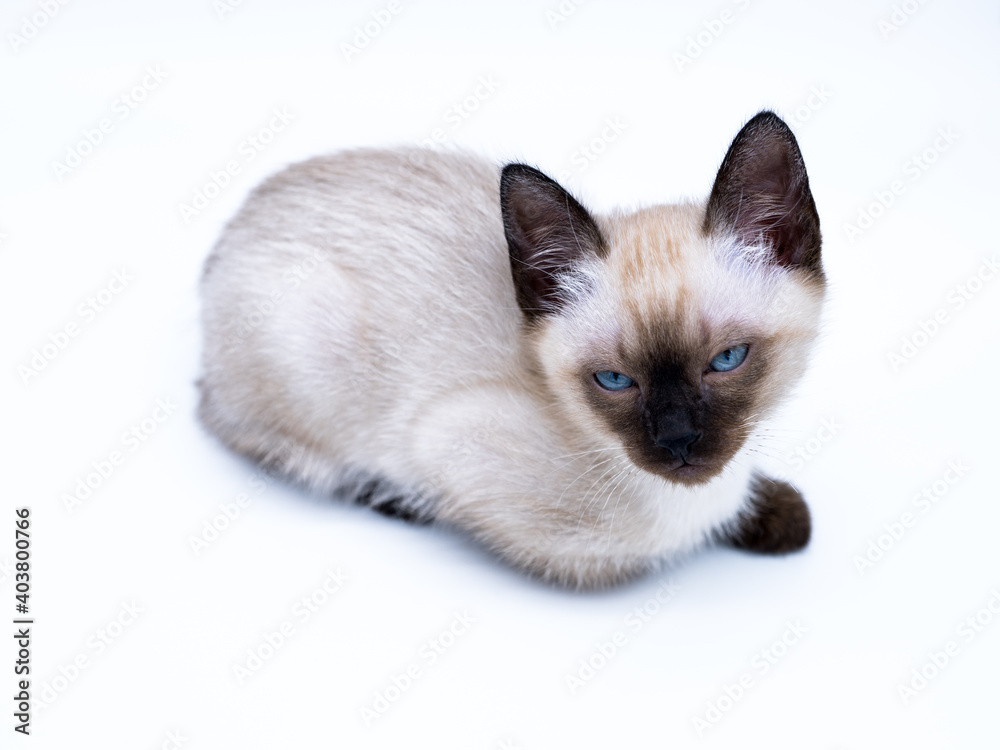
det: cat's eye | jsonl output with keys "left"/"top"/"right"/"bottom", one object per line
{"left": 709, "top": 344, "right": 749, "bottom": 372}
{"left": 594, "top": 370, "right": 635, "bottom": 391}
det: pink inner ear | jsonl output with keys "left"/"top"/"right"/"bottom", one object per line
{"left": 704, "top": 112, "right": 821, "bottom": 274}
{"left": 733, "top": 195, "right": 809, "bottom": 268}
{"left": 733, "top": 170, "right": 804, "bottom": 267}
{"left": 748, "top": 150, "right": 793, "bottom": 195}
{"left": 501, "top": 163, "right": 606, "bottom": 318}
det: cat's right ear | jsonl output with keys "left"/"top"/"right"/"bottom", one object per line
{"left": 703, "top": 111, "right": 822, "bottom": 276}
{"left": 500, "top": 164, "right": 606, "bottom": 321}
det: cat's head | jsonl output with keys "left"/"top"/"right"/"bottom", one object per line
{"left": 501, "top": 111, "right": 825, "bottom": 486}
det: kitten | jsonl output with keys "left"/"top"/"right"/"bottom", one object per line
{"left": 198, "top": 110, "right": 825, "bottom": 589}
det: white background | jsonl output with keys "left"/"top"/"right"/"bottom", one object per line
{"left": 3, "top": 1, "right": 999, "bottom": 748}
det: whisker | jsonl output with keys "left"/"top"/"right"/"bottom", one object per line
{"left": 553, "top": 454, "right": 620, "bottom": 511}
{"left": 584, "top": 462, "right": 636, "bottom": 548}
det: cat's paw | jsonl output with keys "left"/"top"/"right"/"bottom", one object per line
{"left": 720, "top": 475, "right": 811, "bottom": 555}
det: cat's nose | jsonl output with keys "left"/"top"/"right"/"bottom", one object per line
{"left": 655, "top": 431, "right": 702, "bottom": 460}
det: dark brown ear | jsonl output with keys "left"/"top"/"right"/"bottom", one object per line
{"left": 703, "top": 111, "right": 822, "bottom": 276}
{"left": 500, "top": 164, "right": 606, "bottom": 320}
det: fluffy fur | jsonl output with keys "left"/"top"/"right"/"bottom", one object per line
{"left": 198, "top": 111, "right": 825, "bottom": 588}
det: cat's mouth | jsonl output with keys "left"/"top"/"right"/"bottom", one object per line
{"left": 622, "top": 441, "right": 733, "bottom": 487}
{"left": 656, "top": 457, "right": 721, "bottom": 486}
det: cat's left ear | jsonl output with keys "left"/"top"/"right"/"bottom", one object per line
{"left": 500, "top": 164, "right": 607, "bottom": 320}
{"left": 703, "top": 111, "right": 822, "bottom": 276}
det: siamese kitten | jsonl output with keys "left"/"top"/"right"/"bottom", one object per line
{"left": 198, "top": 110, "right": 825, "bottom": 589}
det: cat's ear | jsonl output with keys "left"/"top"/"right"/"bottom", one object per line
{"left": 500, "top": 164, "right": 606, "bottom": 320}
{"left": 703, "top": 111, "right": 822, "bottom": 275}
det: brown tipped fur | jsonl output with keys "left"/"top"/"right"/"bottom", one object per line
{"left": 720, "top": 476, "right": 812, "bottom": 554}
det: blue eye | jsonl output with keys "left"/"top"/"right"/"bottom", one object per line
{"left": 709, "top": 344, "right": 749, "bottom": 372}
{"left": 595, "top": 370, "right": 635, "bottom": 391}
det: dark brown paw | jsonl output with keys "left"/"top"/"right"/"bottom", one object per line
{"left": 722, "top": 475, "right": 811, "bottom": 554}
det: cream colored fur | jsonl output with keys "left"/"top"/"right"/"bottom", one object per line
{"left": 198, "top": 147, "right": 823, "bottom": 588}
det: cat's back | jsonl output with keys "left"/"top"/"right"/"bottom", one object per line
{"left": 209, "top": 146, "right": 504, "bottom": 267}
{"left": 204, "top": 146, "right": 515, "bottom": 346}
{"left": 200, "top": 147, "right": 524, "bottom": 465}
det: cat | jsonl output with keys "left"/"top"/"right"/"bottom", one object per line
{"left": 198, "top": 110, "right": 825, "bottom": 589}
